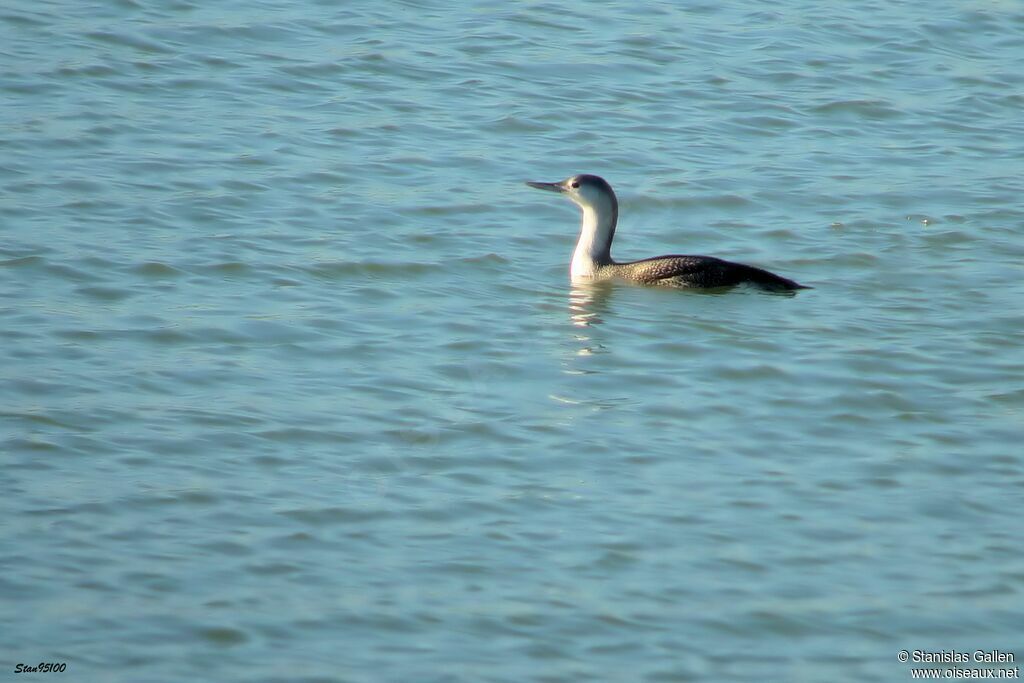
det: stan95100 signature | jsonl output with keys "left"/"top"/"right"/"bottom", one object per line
{"left": 14, "top": 663, "right": 67, "bottom": 674}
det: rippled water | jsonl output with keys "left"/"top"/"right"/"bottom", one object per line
{"left": 3, "top": 2, "right": 1023, "bottom": 681}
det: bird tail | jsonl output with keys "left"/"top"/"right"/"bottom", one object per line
{"left": 744, "top": 265, "right": 810, "bottom": 291}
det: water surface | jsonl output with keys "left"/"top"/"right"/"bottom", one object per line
{"left": 3, "top": 2, "right": 1023, "bottom": 681}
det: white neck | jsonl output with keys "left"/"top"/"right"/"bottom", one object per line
{"left": 570, "top": 198, "right": 617, "bottom": 280}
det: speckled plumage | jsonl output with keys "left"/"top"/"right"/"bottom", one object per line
{"left": 526, "top": 174, "right": 808, "bottom": 292}
{"left": 600, "top": 255, "right": 806, "bottom": 290}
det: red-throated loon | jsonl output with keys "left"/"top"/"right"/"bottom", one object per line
{"left": 526, "top": 174, "right": 808, "bottom": 291}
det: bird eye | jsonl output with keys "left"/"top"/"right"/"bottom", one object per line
{"left": 570, "top": 180, "right": 580, "bottom": 189}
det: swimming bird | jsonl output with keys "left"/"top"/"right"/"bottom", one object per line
{"left": 526, "top": 174, "right": 808, "bottom": 291}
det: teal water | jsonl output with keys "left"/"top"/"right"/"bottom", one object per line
{"left": 3, "top": 2, "right": 1024, "bottom": 681}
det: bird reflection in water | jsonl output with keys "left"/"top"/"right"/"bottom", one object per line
{"left": 567, "top": 282, "right": 615, "bottom": 357}
{"left": 568, "top": 281, "right": 614, "bottom": 328}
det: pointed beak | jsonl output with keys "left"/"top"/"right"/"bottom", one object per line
{"left": 526, "top": 180, "right": 564, "bottom": 193}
